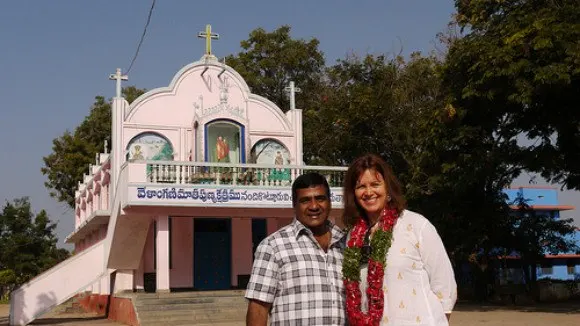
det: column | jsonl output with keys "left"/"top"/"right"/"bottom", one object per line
{"left": 94, "top": 190, "right": 100, "bottom": 211}
{"left": 134, "top": 256, "right": 145, "bottom": 292}
{"left": 92, "top": 280, "right": 99, "bottom": 294}
{"left": 102, "top": 184, "right": 109, "bottom": 211}
{"left": 100, "top": 270, "right": 111, "bottom": 295}
{"left": 156, "top": 215, "right": 170, "bottom": 292}
{"left": 113, "top": 270, "right": 133, "bottom": 293}
{"left": 231, "top": 218, "right": 253, "bottom": 287}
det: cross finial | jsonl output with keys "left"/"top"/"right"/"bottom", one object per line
{"left": 285, "top": 81, "right": 302, "bottom": 110}
{"left": 108, "top": 68, "right": 128, "bottom": 98}
{"left": 197, "top": 24, "right": 219, "bottom": 56}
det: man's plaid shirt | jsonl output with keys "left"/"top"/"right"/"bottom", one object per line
{"left": 245, "top": 219, "right": 346, "bottom": 325}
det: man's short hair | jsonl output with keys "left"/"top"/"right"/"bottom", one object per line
{"left": 291, "top": 172, "right": 331, "bottom": 206}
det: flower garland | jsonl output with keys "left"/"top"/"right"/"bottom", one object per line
{"left": 343, "top": 207, "right": 398, "bottom": 326}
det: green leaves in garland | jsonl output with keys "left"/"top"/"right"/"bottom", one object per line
{"left": 343, "top": 247, "right": 362, "bottom": 282}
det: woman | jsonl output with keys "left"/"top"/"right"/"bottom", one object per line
{"left": 342, "top": 154, "right": 457, "bottom": 326}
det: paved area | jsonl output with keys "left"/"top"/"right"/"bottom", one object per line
{"left": 0, "top": 304, "right": 122, "bottom": 326}
{"left": 2, "top": 301, "right": 580, "bottom": 325}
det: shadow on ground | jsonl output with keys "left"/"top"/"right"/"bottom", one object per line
{"left": 455, "top": 300, "right": 580, "bottom": 314}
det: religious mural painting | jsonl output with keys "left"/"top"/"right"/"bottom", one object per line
{"left": 250, "top": 139, "right": 291, "bottom": 165}
{"left": 206, "top": 121, "right": 242, "bottom": 163}
{"left": 126, "top": 132, "right": 174, "bottom": 162}
{"left": 250, "top": 139, "right": 292, "bottom": 184}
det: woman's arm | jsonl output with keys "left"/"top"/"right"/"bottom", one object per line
{"left": 419, "top": 220, "right": 458, "bottom": 315}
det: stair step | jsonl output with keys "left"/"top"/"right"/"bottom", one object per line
{"left": 138, "top": 312, "right": 245, "bottom": 323}
{"left": 135, "top": 296, "right": 246, "bottom": 307}
{"left": 137, "top": 307, "right": 245, "bottom": 317}
{"left": 194, "top": 323, "right": 245, "bottom": 326}
{"left": 136, "top": 302, "right": 247, "bottom": 312}
{"left": 132, "top": 291, "right": 247, "bottom": 325}
{"left": 141, "top": 321, "right": 245, "bottom": 326}
{"left": 133, "top": 290, "right": 246, "bottom": 299}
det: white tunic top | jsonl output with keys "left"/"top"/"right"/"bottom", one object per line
{"left": 356, "top": 210, "right": 457, "bottom": 325}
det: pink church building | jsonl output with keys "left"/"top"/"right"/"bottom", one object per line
{"left": 10, "top": 26, "right": 347, "bottom": 325}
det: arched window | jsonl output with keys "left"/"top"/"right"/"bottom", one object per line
{"left": 250, "top": 139, "right": 291, "bottom": 165}
{"left": 205, "top": 120, "right": 245, "bottom": 163}
{"left": 126, "top": 132, "right": 174, "bottom": 161}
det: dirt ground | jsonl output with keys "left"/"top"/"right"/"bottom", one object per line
{"left": 1, "top": 301, "right": 579, "bottom": 325}
{"left": 450, "top": 301, "right": 580, "bottom": 326}
{"left": 0, "top": 304, "right": 121, "bottom": 326}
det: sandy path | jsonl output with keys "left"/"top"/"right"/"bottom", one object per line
{"left": 450, "top": 302, "right": 580, "bottom": 326}
{"left": 0, "top": 304, "right": 121, "bottom": 326}
{"left": 1, "top": 302, "right": 579, "bottom": 325}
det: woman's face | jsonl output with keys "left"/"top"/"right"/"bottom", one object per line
{"left": 354, "top": 169, "right": 388, "bottom": 218}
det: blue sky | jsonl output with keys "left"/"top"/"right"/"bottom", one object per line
{"left": 0, "top": 0, "right": 577, "bottom": 249}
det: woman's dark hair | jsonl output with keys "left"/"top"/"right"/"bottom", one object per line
{"left": 342, "top": 153, "right": 406, "bottom": 228}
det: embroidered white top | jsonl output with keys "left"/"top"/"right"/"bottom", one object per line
{"left": 357, "top": 209, "right": 457, "bottom": 326}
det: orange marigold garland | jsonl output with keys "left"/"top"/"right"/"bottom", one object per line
{"left": 343, "top": 208, "right": 398, "bottom": 326}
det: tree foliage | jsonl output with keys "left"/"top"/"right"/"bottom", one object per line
{"left": 226, "top": 25, "right": 325, "bottom": 112}
{"left": 41, "top": 23, "right": 578, "bottom": 295}
{"left": 42, "top": 87, "right": 145, "bottom": 208}
{"left": 0, "top": 197, "right": 70, "bottom": 294}
{"left": 304, "top": 51, "right": 521, "bottom": 262}
{"left": 445, "top": 0, "right": 580, "bottom": 190}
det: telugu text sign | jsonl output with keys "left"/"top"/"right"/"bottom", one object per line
{"left": 127, "top": 185, "right": 344, "bottom": 207}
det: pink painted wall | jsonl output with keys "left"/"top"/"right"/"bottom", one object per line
{"left": 107, "top": 216, "right": 152, "bottom": 270}
{"left": 75, "top": 162, "right": 111, "bottom": 230}
{"left": 170, "top": 218, "right": 193, "bottom": 288}
{"left": 75, "top": 227, "right": 106, "bottom": 254}
{"left": 121, "top": 59, "right": 298, "bottom": 164}
{"left": 267, "top": 218, "right": 278, "bottom": 235}
{"left": 141, "top": 217, "right": 195, "bottom": 289}
{"left": 156, "top": 216, "right": 170, "bottom": 291}
{"left": 266, "top": 217, "right": 294, "bottom": 236}
{"left": 143, "top": 221, "right": 155, "bottom": 273}
{"left": 231, "top": 218, "right": 253, "bottom": 287}
{"left": 139, "top": 215, "right": 298, "bottom": 290}
{"left": 10, "top": 242, "right": 106, "bottom": 325}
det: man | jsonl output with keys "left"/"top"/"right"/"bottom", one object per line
{"left": 245, "top": 172, "right": 346, "bottom": 326}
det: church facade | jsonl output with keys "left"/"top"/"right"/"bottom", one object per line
{"left": 10, "top": 26, "right": 346, "bottom": 325}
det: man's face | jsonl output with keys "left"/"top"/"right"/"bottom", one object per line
{"left": 294, "top": 185, "right": 331, "bottom": 230}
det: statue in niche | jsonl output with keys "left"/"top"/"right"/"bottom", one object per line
{"left": 216, "top": 136, "right": 230, "bottom": 162}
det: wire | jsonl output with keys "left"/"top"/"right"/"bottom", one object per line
{"left": 125, "top": 0, "right": 156, "bottom": 75}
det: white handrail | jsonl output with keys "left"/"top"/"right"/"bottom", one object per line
{"left": 140, "top": 160, "right": 349, "bottom": 171}
{"left": 9, "top": 242, "right": 107, "bottom": 325}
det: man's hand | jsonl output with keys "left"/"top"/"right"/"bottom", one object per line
{"left": 246, "top": 299, "right": 272, "bottom": 326}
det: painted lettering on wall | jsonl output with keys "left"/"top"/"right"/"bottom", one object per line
{"left": 133, "top": 186, "right": 343, "bottom": 205}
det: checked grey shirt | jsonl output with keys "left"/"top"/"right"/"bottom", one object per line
{"left": 245, "top": 219, "right": 346, "bottom": 326}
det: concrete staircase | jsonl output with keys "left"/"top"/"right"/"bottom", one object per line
{"left": 50, "top": 293, "right": 89, "bottom": 314}
{"left": 133, "top": 290, "right": 247, "bottom": 326}
{"left": 9, "top": 242, "right": 107, "bottom": 325}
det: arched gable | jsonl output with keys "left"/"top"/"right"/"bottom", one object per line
{"left": 123, "top": 57, "right": 292, "bottom": 133}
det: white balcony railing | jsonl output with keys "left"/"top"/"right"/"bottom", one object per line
{"left": 143, "top": 161, "right": 347, "bottom": 188}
